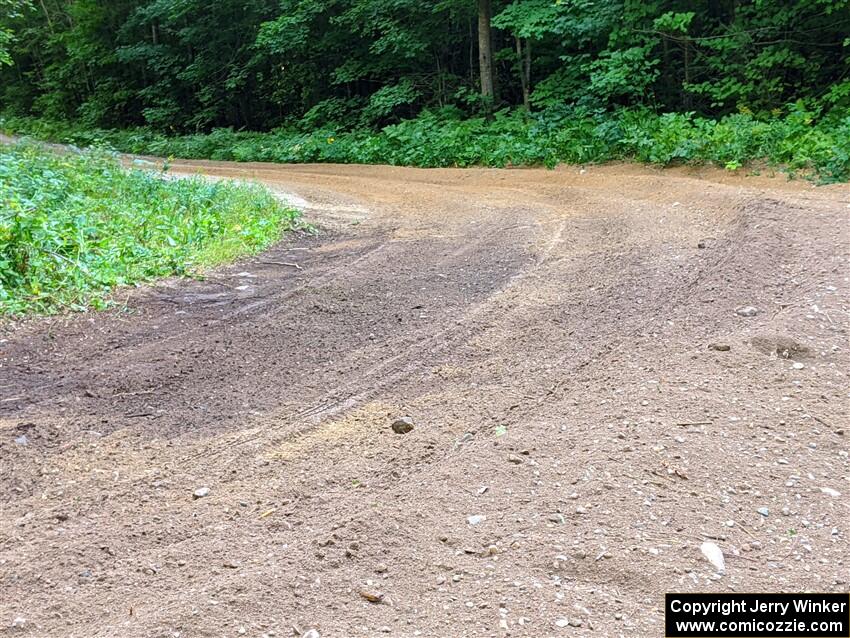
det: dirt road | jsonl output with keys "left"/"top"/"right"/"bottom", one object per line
{"left": 1, "top": 159, "right": 849, "bottom": 637}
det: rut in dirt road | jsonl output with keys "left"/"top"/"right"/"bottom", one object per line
{"left": 1, "top": 161, "right": 848, "bottom": 638}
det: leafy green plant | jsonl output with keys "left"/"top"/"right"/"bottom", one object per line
{"left": 0, "top": 143, "right": 299, "bottom": 315}
{"left": 3, "top": 102, "right": 848, "bottom": 182}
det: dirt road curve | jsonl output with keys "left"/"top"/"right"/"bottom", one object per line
{"left": 1, "top": 160, "right": 849, "bottom": 637}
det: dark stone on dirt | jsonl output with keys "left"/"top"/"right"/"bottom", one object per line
{"left": 697, "top": 240, "right": 706, "bottom": 249}
{"left": 391, "top": 417, "right": 414, "bottom": 434}
{"left": 709, "top": 343, "right": 731, "bottom": 352}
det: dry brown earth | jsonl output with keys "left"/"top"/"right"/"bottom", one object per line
{"left": 1, "top": 159, "right": 849, "bottom": 637}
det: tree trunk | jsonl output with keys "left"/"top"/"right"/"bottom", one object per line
{"left": 683, "top": 36, "right": 692, "bottom": 109}
{"left": 38, "top": 0, "right": 54, "bottom": 35}
{"left": 515, "top": 36, "right": 531, "bottom": 110}
{"left": 435, "top": 54, "right": 444, "bottom": 107}
{"left": 477, "top": 0, "right": 494, "bottom": 100}
{"left": 468, "top": 17, "right": 475, "bottom": 86}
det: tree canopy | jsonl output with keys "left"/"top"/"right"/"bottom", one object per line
{"left": 1, "top": 0, "right": 848, "bottom": 131}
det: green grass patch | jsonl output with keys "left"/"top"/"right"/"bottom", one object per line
{"left": 3, "top": 104, "right": 848, "bottom": 182}
{"left": 0, "top": 143, "right": 300, "bottom": 315}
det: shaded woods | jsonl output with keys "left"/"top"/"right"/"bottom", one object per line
{"left": 2, "top": 0, "right": 847, "bottom": 130}
{"left": 0, "top": 1, "right": 848, "bottom": 179}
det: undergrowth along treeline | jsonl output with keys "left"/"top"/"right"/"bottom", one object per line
{"left": 4, "top": 104, "right": 849, "bottom": 182}
{"left": 0, "top": 143, "right": 300, "bottom": 315}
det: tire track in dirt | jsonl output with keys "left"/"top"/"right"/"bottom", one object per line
{"left": 191, "top": 192, "right": 781, "bottom": 482}
{"left": 186, "top": 202, "right": 644, "bottom": 464}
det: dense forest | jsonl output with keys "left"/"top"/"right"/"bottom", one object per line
{"left": 1, "top": 1, "right": 849, "bottom": 177}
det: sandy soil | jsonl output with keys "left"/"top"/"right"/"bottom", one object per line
{"left": 1, "top": 158, "right": 849, "bottom": 638}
